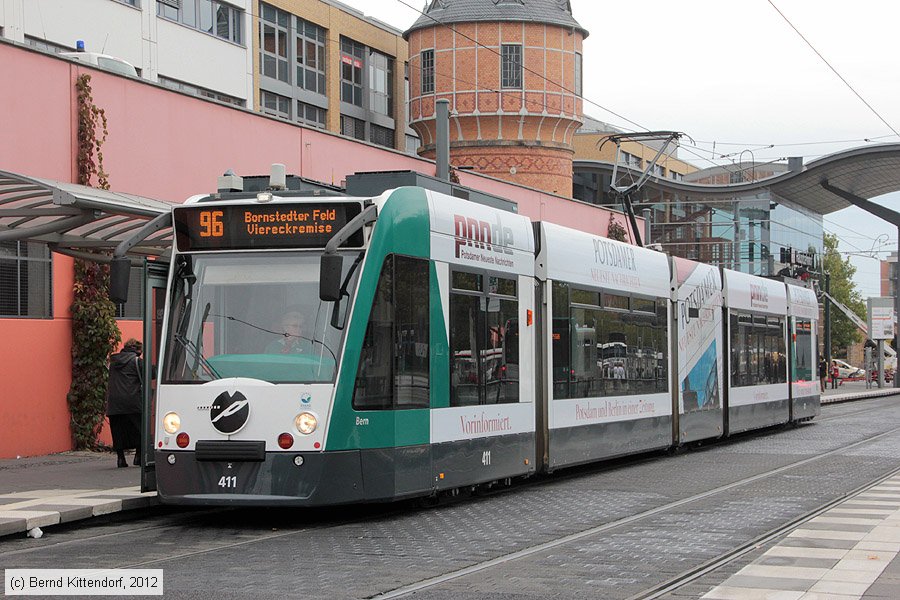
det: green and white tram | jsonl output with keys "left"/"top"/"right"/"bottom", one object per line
{"left": 129, "top": 179, "right": 819, "bottom": 506}
{"left": 154, "top": 186, "right": 537, "bottom": 505}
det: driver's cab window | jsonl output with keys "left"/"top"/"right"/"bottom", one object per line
{"left": 163, "top": 253, "right": 359, "bottom": 384}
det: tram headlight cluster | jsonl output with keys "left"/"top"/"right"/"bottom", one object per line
{"left": 163, "top": 412, "right": 181, "bottom": 434}
{"left": 295, "top": 412, "right": 318, "bottom": 435}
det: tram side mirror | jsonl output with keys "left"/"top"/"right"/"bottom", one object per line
{"left": 109, "top": 257, "right": 131, "bottom": 304}
{"left": 319, "top": 254, "right": 343, "bottom": 302}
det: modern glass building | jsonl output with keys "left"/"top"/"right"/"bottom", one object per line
{"left": 573, "top": 160, "right": 825, "bottom": 276}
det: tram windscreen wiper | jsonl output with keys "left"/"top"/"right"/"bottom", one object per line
{"left": 173, "top": 332, "right": 220, "bottom": 380}
{"left": 208, "top": 312, "right": 338, "bottom": 364}
{"left": 330, "top": 251, "right": 365, "bottom": 330}
{"left": 192, "top": 302, "right": 211, "bottom": 375}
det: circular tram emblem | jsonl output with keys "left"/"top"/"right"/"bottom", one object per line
{"left": 210, "top": 391, "right": 250, "bottom": 434}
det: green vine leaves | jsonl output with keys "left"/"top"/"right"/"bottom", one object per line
{"left": 75, "top": 74, "right": 109, "bottom": 191}
{"left": 67, "top": 74, "right": 121, "bottom": 449}
{"left": 607, "top": 219, "right": 629, "bottom": 243}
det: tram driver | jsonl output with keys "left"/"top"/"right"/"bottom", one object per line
{"left": 266, "top": 308, "right": 313, "bottom": 354}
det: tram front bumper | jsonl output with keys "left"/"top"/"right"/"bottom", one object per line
{"left": 154, "top": 449, "right": 365, "bottom": 507}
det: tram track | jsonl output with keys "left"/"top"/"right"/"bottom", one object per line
{"left": 630, "top": 463, "right": 900, "bottom": 600}
{"left": 3, "top": 397, "right": 898, "bottom": 598}
{"left": 368, "top": 423, "right": 900, "bottom": 599}
{"left": 817, "top": 394, "right": 900, "bottom": 422}
{"left": 0, "top": 502, "right": 403, "bottom": 562}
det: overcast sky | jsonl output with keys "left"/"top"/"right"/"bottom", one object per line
{"left": 340, "top": 0, "right": 900, "bottom": 297}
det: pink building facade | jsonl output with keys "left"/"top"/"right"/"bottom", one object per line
{"left": 0, "top": 41, "right": 638, "bottom": 458}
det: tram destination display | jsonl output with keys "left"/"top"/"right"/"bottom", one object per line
{"left": 173, "top": 202, "right": 363, "bottom": 251}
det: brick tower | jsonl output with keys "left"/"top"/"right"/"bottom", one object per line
{"left": 405, "top": 0, "right": 587, "bottom": 196}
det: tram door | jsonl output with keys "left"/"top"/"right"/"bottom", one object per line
{"left": 140, "top": 260, "right": 169, "bottom": 493}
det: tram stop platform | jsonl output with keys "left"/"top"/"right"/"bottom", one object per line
{"left": 701, "top": 471, "right": 900, "bottom": 600}
{"left": 0, "top": 450, "right": 155, "bottom": 538}
{"left": 0, "top": 384, "right": 899, "bottom": 600}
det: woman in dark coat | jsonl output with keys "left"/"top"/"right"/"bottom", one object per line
{"left": 107, "top": 339, "right": 144, "bottom": 468}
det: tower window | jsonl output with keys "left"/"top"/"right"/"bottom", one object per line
{"left": 501, "top": 44, "right": 522, "bottom": 89}
{"left": 421, "top": 49, "right": 435, "bottom": 94}
{"left": 575, "top": 52, "right": 583, "bottom": 97}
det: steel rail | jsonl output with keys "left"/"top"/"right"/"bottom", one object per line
{"left": 369, "top": 424, "right": 900, "bottom": 599}
{"left": 628, "top": 464, "right": 900, "bottom": 600}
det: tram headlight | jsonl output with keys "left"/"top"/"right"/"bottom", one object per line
{"left": 295, "top": 412, "right": 318, "bottom": 435}
{"left": 163, "top": 412, "right": 181, "bottom": 434}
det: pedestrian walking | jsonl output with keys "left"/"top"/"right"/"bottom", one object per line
{"left": 106, "top": 339, "right": 144, "bottom": 468}
{"left": 818, "top": 356, "right": 827, "bottom": 393}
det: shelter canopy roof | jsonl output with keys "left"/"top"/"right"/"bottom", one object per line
{"left": 0, "top": 169, "right": 173, "bottom": 259}
{"left": 575, "top": 143, "right": 900, "bottom": 216}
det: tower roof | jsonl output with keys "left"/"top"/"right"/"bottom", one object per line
{"left": 404, "top": 0, "right": 589, "bottom": 39}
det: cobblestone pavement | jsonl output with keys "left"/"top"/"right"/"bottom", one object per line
{"left": 2, "top": 397, "right": 899, "bottom": 600}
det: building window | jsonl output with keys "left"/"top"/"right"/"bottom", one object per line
{"left": 296, "top": 17, "right": 326, "bottom": 95}
{"left": 368, "top": 49, "right": 393, "bottom": 116}
{"left": 501, "top": 44, "right": 522, "bottom": 89}
{"left": 260, "top": 2, "right": 290, "bottom": 83}
{"left": 115, "top": 265, "right": 144, "bottom": 320}
{"left": 340, "top": 37, "right": 365, "bottom": 107}
{"left": 669, "top": 171, "right": 683, "bottom": 181}
{"left": 261, "top": 90, "right": 291, "bottom": 120}
{"left": 158, "top": 75, "right": 245, "bottom": 107}
{"left": 574, "top": 52, "right": 582, "bottom": 97}
{"left": 421, "top": 49, "right": 434, "bottom": 94}
{"left": 298, "top": 101, "right": 326, "bottom": 128}
{"left": 369, "top": 124, "right": 394, "bottom": 148}
{"left": 620, "top": 152, "right": 642, "bottom": 169}
{"left": 113, "top": 0, "right": 140, "bottom": 5}
{"left": 340, "top": 115, "right": 365, "bottom": 140}
{"left": 406, "top": 134, "right": 420, "bottom": 155}
{"left": 0, "top": 242, "right": 52, "bottom": 318}
{"left": 158, "top": 0, "right": 244, "bottom": 45}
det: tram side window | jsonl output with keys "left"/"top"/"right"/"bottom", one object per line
{"left": 353, "top": 255, "right": 430, "bottom": 410}
{"left": 551, "top": 283, "right": 668, "bottom": 400}
{"left": 449, "top": 272, "right": 519, "bottom": 406}
{"left": 793, "top": 320, "right": 813, "bottom": 382}
{"left": 729, "top": 312, "right": 787, "bottom": 387}
{"left": 551, "top": 281, "right": 572, "bottom": 400}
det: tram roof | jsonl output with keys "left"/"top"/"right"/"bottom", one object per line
{"left": 0, "top": 169, "right": 174, "bottom": 261}
{"left": 574, "top": 143, "right": 900, "bottom": 216}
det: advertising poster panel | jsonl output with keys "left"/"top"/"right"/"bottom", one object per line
{"left": 868, "top": 297, "right": 895, "bottom": 341}
{"left": 673, "top": 258, "right": 723, "bottom": 414}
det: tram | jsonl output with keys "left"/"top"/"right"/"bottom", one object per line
{"left": 127, "top": 181, "right": 819, "bottom": 506}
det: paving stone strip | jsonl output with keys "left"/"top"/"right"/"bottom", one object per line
{"left": 701, "top": 475, "right": 900, "bottom": 600}
{"left": 0, "top": 487, "right": 157, "bottom": 535}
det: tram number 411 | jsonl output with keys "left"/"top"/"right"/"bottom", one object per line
{"left": 218, "top": 476, "right": 237, "bottom": 488}
{"left": 481, "top": 451, "right": 491, "bottom": 466}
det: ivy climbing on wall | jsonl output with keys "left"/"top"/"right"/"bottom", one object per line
{"left": 66, "top": 74, "right": 121, "bottom": 449}
{"left": 607, "top": 219, "right": 629, "bottom": 243}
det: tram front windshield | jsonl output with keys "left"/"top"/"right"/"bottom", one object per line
{"left": 162, "top": 252, "right": 360, "bottom": 384}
